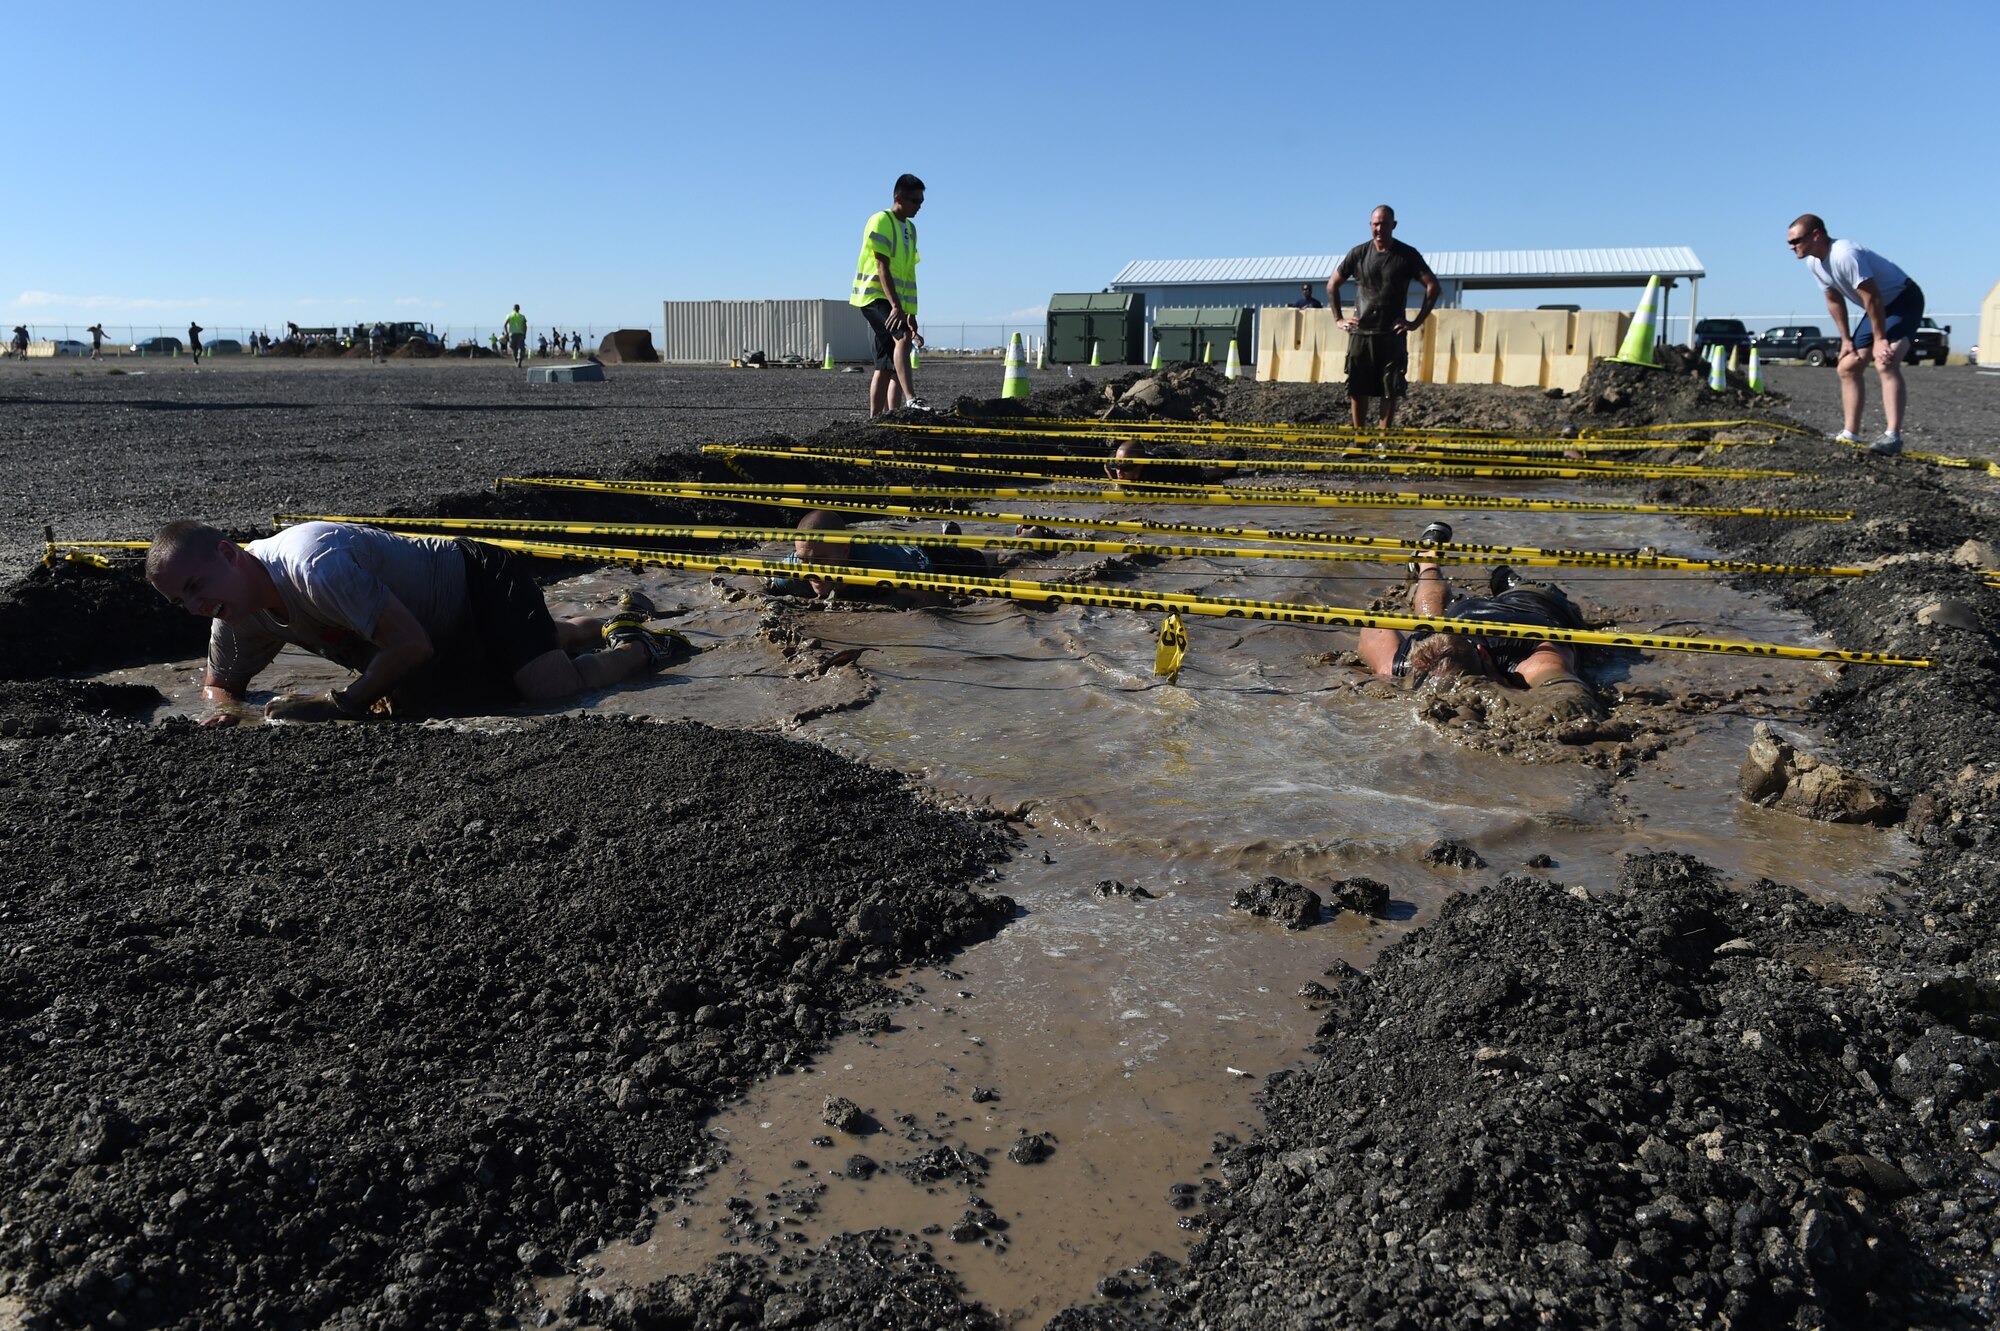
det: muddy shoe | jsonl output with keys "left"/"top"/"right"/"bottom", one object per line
{"left": 602, "top": 588, "right": 658, "bottom": 640}
{"left": 903, "top": 397, "right": 936, "bottom": 413}
{"left": 1868, "top": 432, "right": 1904, "bottom": 456}
{"left": 606, "top": 624, "right": 693, "bottom": 674}
{"left": 1489, "top": 565, "right": 1522, "bottom": 595}
{"left": 1417, "top": 521, "right": 1453, "bottom": 547}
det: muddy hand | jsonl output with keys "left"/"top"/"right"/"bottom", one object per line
{"left": 265, "top": 690, "right": 365, "bottom": 723}
{"left": 1513, "top": 674, "right": 1605, "bottom": 726}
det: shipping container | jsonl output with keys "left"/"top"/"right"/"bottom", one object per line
{"left": 659, "top": 299, "right": 875, "bottom": 364}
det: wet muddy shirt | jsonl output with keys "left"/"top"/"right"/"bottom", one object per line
{"left": 1339, "top": 239, "right": 1430, "bottom": 333}
{"left": 208, "top": 522, "right": 469, "bottom": 688}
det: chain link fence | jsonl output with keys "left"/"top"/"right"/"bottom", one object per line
{"left": 3, "top": 320, "right": 1054, "bottom": 359}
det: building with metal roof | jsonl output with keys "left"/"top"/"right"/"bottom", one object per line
{"left": 1110, "top": 247, "right": 1708, "bottom": 346}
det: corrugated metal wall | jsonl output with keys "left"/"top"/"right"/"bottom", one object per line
{"left": 659, "top": 299, "right": 875, "bottom": 364}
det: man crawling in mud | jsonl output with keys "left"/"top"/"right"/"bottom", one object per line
{"left": 1356, "top": 521, "right": 1604, "bottom": 724}
{"left": 146, "top": 520, "right": 690, "bottom": 724}
{"left": 772, "top": 510, "right": 996, "bottom": 608}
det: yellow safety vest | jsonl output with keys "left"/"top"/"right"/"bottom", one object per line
{"left": 849, "top": 209, "right": 919, "bottom": 314}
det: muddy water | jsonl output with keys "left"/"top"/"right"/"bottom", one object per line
{"left": 97, "top": 491, "right": 1917, "bottom": 1324}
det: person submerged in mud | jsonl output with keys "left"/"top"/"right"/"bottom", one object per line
{"left": 145, "top": 520, "right": 691, "bottom": 725}
{"left": 773, "top": 510, "right": 996, "bottom": 608}
{"left": 1355, "top": 521, "right": 1604, "bottom": 724}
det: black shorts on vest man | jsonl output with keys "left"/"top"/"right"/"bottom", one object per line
{"left": 859, "top": 299, "right": 903, "bottom": 371}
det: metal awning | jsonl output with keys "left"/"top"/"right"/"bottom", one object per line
{"left": 1111, "top": 247, "right": 1704, "bottom": 290}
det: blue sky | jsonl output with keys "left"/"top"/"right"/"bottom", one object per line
{"left": 8, "top": 1, "right": 1997, "bottom": 341}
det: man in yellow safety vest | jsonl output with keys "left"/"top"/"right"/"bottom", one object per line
{"left": 503, "top": 304, "right": 529, "bottom": 368}
{"left": 849, "top": 173, "right": 932, "bottom": 415}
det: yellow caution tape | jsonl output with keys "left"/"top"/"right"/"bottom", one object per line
{"left": 706, "top": 443, "right": 1796, "bottom": 484}
{"left": 278, "top": 513, "right": 1871, "bottom": 579}
{"left": 1582, "top": 419, "right": 1820, "bottom": 438}
{"left": 827, "top": 434, "right": 1795, "bottom": 474}
{"left": 501, "top": 475, "right": 1852, "bottom": 521}
{"left": 948, "top": 414, "right": 1768, "bottom": 447}
{"left": 890, "top": 419, "right": 1767, "bottom": 455}
{"left": 1154, "top": 611, "right": 1187, "bottom": 682}
{"left": 42, "top": 539, "right": 150, "bottom": 568}
{"left": 459, "top": 535, "right": 1929, "bottom": 668}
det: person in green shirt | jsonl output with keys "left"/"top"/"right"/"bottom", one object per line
{"left": 848, "top": 173, "right": 931, "bottom": 416}
{"left": 503, "top": 304, "right": 529, "bottom": 367}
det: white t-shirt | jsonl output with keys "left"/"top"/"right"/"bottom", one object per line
{"left": 209, "top": 522, "right": 468, "bottom": 689}
{"left": 1807, "top": 239, "right": 1909, "bottom": 308}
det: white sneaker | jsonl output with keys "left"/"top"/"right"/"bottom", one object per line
{"left": 1868, "top": 432, "right": 1903, "bottom": 456}
{"left": 1831, "top": 430, "right": 1863, "bottom": 445}
{"left": 903, "top": 397, "right": 935, "bottom": 413}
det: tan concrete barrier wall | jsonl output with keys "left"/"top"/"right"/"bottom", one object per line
{"left": 1255, "top": 307, "right": 1629, "bottom": 393}
{"left": 1981, "top": 278, "right": 2000, "bottom": 371}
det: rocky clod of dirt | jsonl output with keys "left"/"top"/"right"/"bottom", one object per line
{"left": 1739, "top": 721, "right": 1903, "bottom": 824}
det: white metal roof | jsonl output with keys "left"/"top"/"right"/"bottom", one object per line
{"left": 1112, "top": 247, "right": 1705, "bottom": 287}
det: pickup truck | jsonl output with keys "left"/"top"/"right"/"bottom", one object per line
{"left": 1753, "top": 324, "right": 1841, "bottom": 367}
{"left": 1693, "top": 318, "right": 1755, "bottom": 358}
{"left": 1908, "top": 317, "right": 1950, "bottom": 366}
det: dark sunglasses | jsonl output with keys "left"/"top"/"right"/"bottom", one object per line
{"left": 1786, "top": 234, "right": 1813, "bottom": 247}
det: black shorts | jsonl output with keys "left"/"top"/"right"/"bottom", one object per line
{"left": 393, "top": 542, "right": 560, "bottom": 712}
{"left": 858, "top": 299, "right": 903, "bottom": 371}
{"left": 1345, "top": 331, "right": 1409, "bottom": 399}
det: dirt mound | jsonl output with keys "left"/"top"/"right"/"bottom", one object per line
{"left": 0, "top": 559, "right": 209, "bottom": 680}
{"left": 1571, "top": 344, "right": 1789, "bottom": 425}
{"left": 0, "top": 718, "right": 1011, "bottom": 1330}
{"left": 598, "top": 329, "right": 661, "bottom": 364}
{"left": 387, "top": 339, "right": 447, "bottom": 359}
{"left": 1142, "top": 855, "right": 1993, "bottom": 1331}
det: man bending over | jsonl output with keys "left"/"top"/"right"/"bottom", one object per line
{"left": 147, "top": 520, "right": 689, "bottom": 724}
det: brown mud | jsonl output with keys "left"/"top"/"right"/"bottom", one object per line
{"left": 1, "top": 358, "right": 1997, "bottom": 1329}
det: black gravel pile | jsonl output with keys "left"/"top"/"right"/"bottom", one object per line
{"left": 1133, "top": 856, "right": 1996, "bottom": 1331}
{"left": 0, "top": 720, "right": 1009, "bottom": 1330}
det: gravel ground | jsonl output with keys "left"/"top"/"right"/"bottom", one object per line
{"left": 1759, "top": 363, "right": 2000, "bottom": 463}
{"left": 3, "top": 357, "right": 1999, "bottom": 1331}
{"left": 0, "top": 358, "right": 1006, "bottom": 581}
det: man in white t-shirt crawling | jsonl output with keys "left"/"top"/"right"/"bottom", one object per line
{"left": 146, "top": 520, "right": 691, "bottom": 724}
{"left": 1785, "top": 213, "right": 1925, "bottom": 456}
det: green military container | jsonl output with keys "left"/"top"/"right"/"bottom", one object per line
{"left": 1046, "top": 292, "right": 1146, "bottom": 365}
{"left": 1150, "top": 307, "right": 1254, "bottom": 366}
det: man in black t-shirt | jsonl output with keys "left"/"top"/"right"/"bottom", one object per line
{"left": 1290, "top": 283, "right": 1323, "bottom": 309}
{"left": 1327, "top": 205, "right": 1441, "bottom": 431}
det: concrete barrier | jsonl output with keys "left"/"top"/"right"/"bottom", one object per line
{"left": 1250, "top": 306, "right": 1630, "bottom": 391}
{"left": 1981, "top": 277, "right": 2000, "bottom": 371}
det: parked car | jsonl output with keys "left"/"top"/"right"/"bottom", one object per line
{"left": 1693, "top": 318, "right": 1755, "bottom": 358}
{"left": 205, "top": 338, "right": 244, "bottom": 355}
{"left": 49, "top": 339, "right": 89, "bottom": 356}
{"left": 129, "top": 336, "right": 184, "bottom": 356}
{"left": 1752, "top": 324, "right": 1841, "bottom": 367}
{"left": 1907, "top": 317, "right": 1950, "bottom": 366}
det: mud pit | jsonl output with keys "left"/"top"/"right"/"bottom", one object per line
{"left": 3, "top": 359, "right": 1999, "bottom": 1331}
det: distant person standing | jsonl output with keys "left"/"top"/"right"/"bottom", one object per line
{"left": 370, "top": 321, "right": 387, "bottom": 363}
{"left": 1786, "top": 214, "right": 1924, "bottom": 456}
{"left": 848, "top": 172, "right": 932, "bottom": 415}
{"left": 1328, "top": 205, "right": 1441, "bottom": 431}
{"left": 87, "top": 324, "right": 106, "bottom": 360}
{"left": 1290, "top": 283, "right": 1323, "bottom": 310}
{"left": 187, "top": 322, "right": 204, "bottom": 365}
{"left": 504, "top": 304, "right": 528, "bottom": 367}
{"left": 7, "top": 326, "right": 26, "bottom": 359}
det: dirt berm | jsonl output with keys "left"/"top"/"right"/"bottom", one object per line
{"left": 1, "top": 359, "right": 1997, "bottom": 1329}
